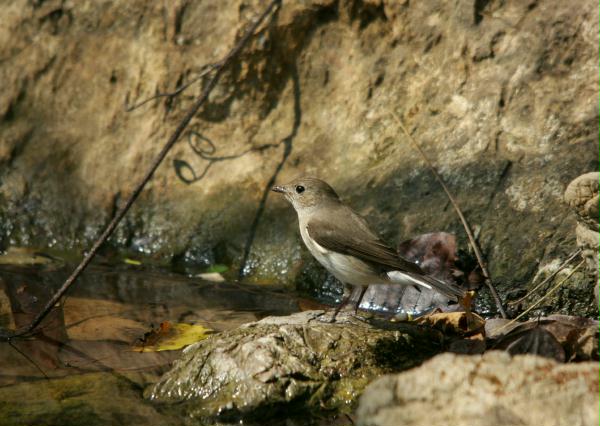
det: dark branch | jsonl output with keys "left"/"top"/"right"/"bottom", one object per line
{"left": 124, "top": 63, "right": 221, "bottom": 112}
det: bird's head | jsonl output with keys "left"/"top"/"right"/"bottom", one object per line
{"left": 272, "top": 176, "right": 340, "bottom": 212}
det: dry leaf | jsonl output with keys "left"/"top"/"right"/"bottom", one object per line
{"left": 0, "top": 247, "right": 54, "bottom": 265}
{"left": 132, "top": 322, "right": 213, "bottom": 352}
{"left": 197, "top": 272, "right": 225, "bottom": 282}
{"left": 66, "top": 316, "right": 147, "bottom": 342}
{"left": 492, "top": 323, "right": 565, "bottom": 362}
{"left": 397, "top": 232, "right": 482, "bottom": 289}
{"left": 415, "top": 311, "right": 485, "bottom": 336}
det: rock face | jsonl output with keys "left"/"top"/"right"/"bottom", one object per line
{"left": 356, "top": 351, "right": 600, "bottom": 426}
{"left": 146, "top": 310, "right": 441, "bottom": 421}
{"left": 0, "top": 1, "right": 597, "bottom": 312}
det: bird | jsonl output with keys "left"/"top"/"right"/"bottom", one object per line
{"left": 272, "top": 176, "right": 467, "bottom": 321}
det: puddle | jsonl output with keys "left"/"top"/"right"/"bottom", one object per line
{"left": 0, "top": 248, "right": 481, "bottom": 425}
{"left": 0, "top": 255, "right": 301, "bottom": 425}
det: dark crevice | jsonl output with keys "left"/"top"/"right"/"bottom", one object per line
{"left": 350, "top": 0, "right": 387, "bottom": 30}
{"left": 474, "top": 0, "right": 491, "bottom": 25}
{"left": 173, "top": 2, "right": 189, "bottom": 41}
{"left": 423, "top": 33, "right": 442, "bottom": 54}
{"left": 315, "top": 1, "right": 339, "bottom": 25}
{"left": 2, "top": 84, "right": 28, "bottom": 122}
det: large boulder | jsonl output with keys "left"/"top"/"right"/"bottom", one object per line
{"left": 357, "top": 351, "right": 600, "bottom": 426}
{"left": 146, "top": 310, "right": 441, "bottom": 421}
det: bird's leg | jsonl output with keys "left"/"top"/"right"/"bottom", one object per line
{"left": 354, "top": 285, "right": 368, "bottom": 314}
{"left": 330, "top": 285, "right": 352, "bottom": 323}
{"left": 460, "top": 290, "right": 476, "bottom": 329}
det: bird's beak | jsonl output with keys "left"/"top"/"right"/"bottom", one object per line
{"left": 271, "top": 185, "right": 286, "bottom": 194}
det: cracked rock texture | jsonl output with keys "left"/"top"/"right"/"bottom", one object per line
{"left": 564, "top": 172, "right": 599, "bottom": 304}
{"left": 145, "top": 310, "right": 441, "bottom": 420}
{"left": 0, "top": 0, "right": 597, "bottom": 313}
{"left": 356, "top": 351, "right": 600, "bottom": 426}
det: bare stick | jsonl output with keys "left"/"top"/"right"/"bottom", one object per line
{"left": 508, "top": 248, "right": 582, "bottom": 306}
{"left": 391, "top": 111, "right": 507, "bottom": 318}
{"left": 124, "top": 63, "right": 221, "bottom": 112}
{"left": 8, "top": 340, "right": 49, "bottom": 380}
{"left": 498, "top": 260, "right": 584, "bottom": 331}
{"left": 1, "top": 0, "right": 281, "bottom": 341}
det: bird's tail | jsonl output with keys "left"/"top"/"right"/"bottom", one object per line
{"left": 387, "top": 270, "right": 467, "bottom": 302}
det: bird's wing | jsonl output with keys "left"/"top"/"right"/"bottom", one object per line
{"left": 305, "top": 209, "right": 423, "bottom": 274}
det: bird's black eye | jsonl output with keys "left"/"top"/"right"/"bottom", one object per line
{"left": 295, "top": 185, "right": 305, "bottom": 194}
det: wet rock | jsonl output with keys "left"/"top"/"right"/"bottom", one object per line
{"left": 565, "top": 172, "right": 600, "bottom": 231}
{"left": 356, "top": 351, "right": 600, "bottom": 426}
{"left": 146, "top": 310, "right": 441, "bottom": 421}
{"left": 511, "top": 171, "right": 599, "bottom": 316}
{"left": 564, "top": 172, "right": 599, "bottom": 305}
{"left": 0, "top": 372, "right": 180, "bottom": 426}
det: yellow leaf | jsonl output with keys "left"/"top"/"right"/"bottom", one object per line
{"left": 415, "top": 311, "right": 485, "bottom": 336}
{"left": 124, "top": 258, "right": 142, "bottom": 265}
{"left": 132, "top": 322, "right": 213, "bottom": 352}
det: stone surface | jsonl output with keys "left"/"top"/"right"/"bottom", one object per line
{"left": 0, "top": 1, "right": 597, "bottom": 313}
{"left": 146, "top": 310, "right": 441, "bottom": 421}
{"left": 356, "top": 351, "right": 600, "bottom": 426}
{"left": 0, "top": 372, "right": 181, "bottom": 426}
{"left": 564, "top": 172, "right": 599, "bottom": 305}
{"left": 565, "top": 172, "right": 600, "bottom": 231}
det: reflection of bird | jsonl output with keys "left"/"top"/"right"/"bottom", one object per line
{"left": 273, "top": 177, "right": 466, "bottom": 321}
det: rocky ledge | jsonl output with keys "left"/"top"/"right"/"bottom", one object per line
{"left": 146, "top": 310, "right": 598, "bottom": 424}
{"left": 357, "top": 351, "right": 599, "bottom": 426}
{"left": 145, "top": 310, "right": 444, "bottom": 421}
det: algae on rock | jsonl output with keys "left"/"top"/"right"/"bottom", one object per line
{"left": 146, "top": 311, "right": 441, "bottom": 421}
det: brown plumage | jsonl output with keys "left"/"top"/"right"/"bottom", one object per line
{"left": 272, "top": 176, "right": 466, "bottom": 320}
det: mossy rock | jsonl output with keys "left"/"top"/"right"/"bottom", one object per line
{"left": 146, "top": 311, "right": 442, "bottom": 422}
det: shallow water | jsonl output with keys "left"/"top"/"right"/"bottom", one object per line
{"left": 0, "top": 254, "right": 304, "bottom": 426}
{"left": 0, "top": 248, "right": 487, "bottom": 425}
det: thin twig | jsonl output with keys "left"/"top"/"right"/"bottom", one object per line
{"left": 391, "top": 111, "right": 507, "bottom": 318}
{"left": 508, "top": 248, "right": 582, "bottom": 306}
{"left": 8, "top": 340, "right": 49, "bottom": 380}
{"left": 124, "top": 63, "right": 221, "bottom": 112}
{"left": 0, "top": 0, "right": 282, "bottom": 341}
{"left": 498, "top": 260, "right": 584, "bottom": 331}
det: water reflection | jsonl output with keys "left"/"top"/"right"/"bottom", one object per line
{"left": 0, "top": 261, "right": 300, "bottom": 425}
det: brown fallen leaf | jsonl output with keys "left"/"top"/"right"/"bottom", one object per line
{"left": 66, "top": 316, "right": 147, "bottom": 342}
{"left": 397, "top": 232, "right": 482, "bottom": 289}
{"left": 297, "top": 298, "right": 330, "bottom": 312}
{"left": 415, "top": 311, "right": 485, "bottom": 336}
{"left": 487, "top": 316, "right": 599, "bottom": 362}
{"left": 492, "top": 322, "right": 566, "bottom": 362}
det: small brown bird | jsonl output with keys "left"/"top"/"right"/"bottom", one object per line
{"left": 272, "top": 176, "right": 466, "bottom": 320}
